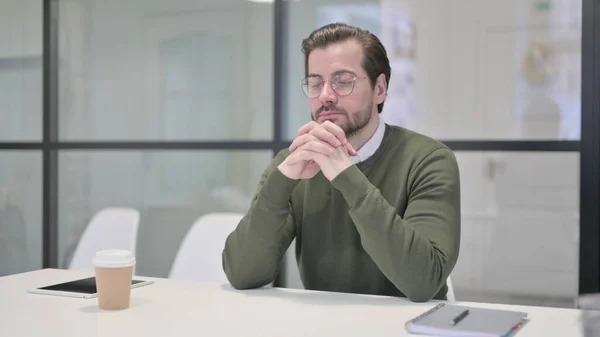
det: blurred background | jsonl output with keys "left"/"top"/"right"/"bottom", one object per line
{"left": 0, "top": 0, "right": 596, "bottom": 309}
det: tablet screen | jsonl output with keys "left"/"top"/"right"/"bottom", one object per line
{"left": 37, "top": 277, "right": 146, "bottom": 294}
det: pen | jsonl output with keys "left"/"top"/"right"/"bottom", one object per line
{"left": 449, "top": 309, "right": 470, "bottom": 326}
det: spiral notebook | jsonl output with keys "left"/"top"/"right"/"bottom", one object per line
{"left": 405, "top": 303, "right": 529, "bottom": 337}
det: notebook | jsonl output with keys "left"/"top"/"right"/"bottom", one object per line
{"left": 405, "top": 303, "right": 529, "bottom": 337}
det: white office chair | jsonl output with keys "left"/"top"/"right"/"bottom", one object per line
{"left": 169, "top": 212, "right": 243, "bottom": 282}
{"left": 446, "top": 276, "right": 456, "bottom": 301}
{"left": 68, "top": 207, "right": 140, "bottom": 271}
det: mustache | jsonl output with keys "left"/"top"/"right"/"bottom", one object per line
{"left": 315, "top": 105, "right": 347, "bottom": 119}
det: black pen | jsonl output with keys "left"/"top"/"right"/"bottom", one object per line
{"left": 449, "top": 309, "right": 470, "bottom": 326}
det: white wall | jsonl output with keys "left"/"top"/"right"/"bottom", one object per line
{"left": 59, "top": 0, "right": 273, "bottom": 141}
{"left": 0, "top": 0, "right": 43, "bottom": 275}
{"left": 0, "top": 0, "right": 41, "bottom": 58}
{"left": 0, "top": 0, "right": 276, "bottom": 271}
{"left": 413, "top": 0, "right": 580, "bottom": 302}
{"left": 0, "top": 0, "right": 42, "bottom": 141}
{"left": 56, "top": 0, "right": 275, "bottom": 267}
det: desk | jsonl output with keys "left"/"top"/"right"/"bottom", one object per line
{"left": 0, "top": 269, "right": 585, "bottom": 337}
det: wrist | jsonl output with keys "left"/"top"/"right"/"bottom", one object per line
{"left": 331, "top": 165, "right": 373, "bottom": 207}
{"left": 277, "top": 163, "right": 297, "bottom": 180}
{"left": 322, "top": 161, "right": 352, "bottom": 181}
{"left": 263, "top": 168, "right": 301, "bottom": 205}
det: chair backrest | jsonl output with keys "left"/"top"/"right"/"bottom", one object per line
{"left": 446, "top": 276, "right": 456, "bottom": 301}
{"left": 68, "top": 207, "right": 140, "bottom": 271}
{"left": 169, "top": 212, "right": 243, "bottom": 282}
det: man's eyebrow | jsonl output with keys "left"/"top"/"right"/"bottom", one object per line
{"left": 332, "top": 69, "right": 358, "bottom": 76}
{"left": 306, "top": 70, "right": 358, "bottom": 78}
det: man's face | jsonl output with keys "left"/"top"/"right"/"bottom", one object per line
{"left": 306, "top": 39, "right": 377, "bottom": 137}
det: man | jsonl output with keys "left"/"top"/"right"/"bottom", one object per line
{"left": 222, "top": 23, "right": 460, "bottom": 302}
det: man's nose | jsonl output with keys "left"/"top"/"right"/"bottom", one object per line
{"left": 319, "top": 82, "right": 338, "bottom": 105}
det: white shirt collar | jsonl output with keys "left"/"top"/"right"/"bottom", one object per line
{"left": 350, "top": 118, "right": 386, "bottom": 164}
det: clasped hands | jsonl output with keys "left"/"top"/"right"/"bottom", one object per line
{"left": 278, "top": 121, "right": 357, "bottom": 181}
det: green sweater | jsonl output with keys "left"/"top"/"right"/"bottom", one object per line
{"left": 222, "top": 124, "right": 461, "bottom": 302}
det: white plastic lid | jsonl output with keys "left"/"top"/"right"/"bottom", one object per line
{"left": 92, "top": 249, "right": 136, "bottom": 268}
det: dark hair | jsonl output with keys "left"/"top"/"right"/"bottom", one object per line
{"left": 301, "top": 23, "right": 391, "bottom": 114}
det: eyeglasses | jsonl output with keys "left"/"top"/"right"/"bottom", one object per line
{"left": 300, "top": 72, "right": 368, "bottom": 99}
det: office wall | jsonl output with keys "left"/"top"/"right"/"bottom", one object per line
{"left": 56, "top": 0, "right": 275, "bottom": 273}
{"left": 0, "top": 0, "right": 43, "bottom": 276}
{"left": 0, "top": 0, "right": 42, "bottom": 141}
{"left": 0, "top": 0, "right": 276, "bottom": 276}
{"left": 59, "top": 0, "right": 273, "bottom": 141}
{"left": 0, "top": 0, "right": 41, "bottom": 58}
{"left": 411, "top": 0, "right": 580, "bottom": 302}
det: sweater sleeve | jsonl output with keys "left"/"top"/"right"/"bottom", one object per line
{"left": 330, "top": 147, "right": 461, "bottom": 302}
{"left": 222, "top": 150, "right": 299, "bottom": 289}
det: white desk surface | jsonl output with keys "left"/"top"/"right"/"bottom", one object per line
{"left": 0, "top": 269, "right": 586, "bottom": 337}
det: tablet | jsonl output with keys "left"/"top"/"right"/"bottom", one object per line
{"left": 27, "top": 276, "right": 154, "bottom": 299}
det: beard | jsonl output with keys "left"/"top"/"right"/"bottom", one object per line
{"left": 312, "top": 103, "right": 371, "bottom": 138}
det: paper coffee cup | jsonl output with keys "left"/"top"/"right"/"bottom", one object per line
{"left": 93, "top": 249, "right": 136, "bottom": 310}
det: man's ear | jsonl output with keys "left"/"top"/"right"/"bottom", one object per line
{"left": 374, "top": 73, "right": 387, "bottom": 105}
